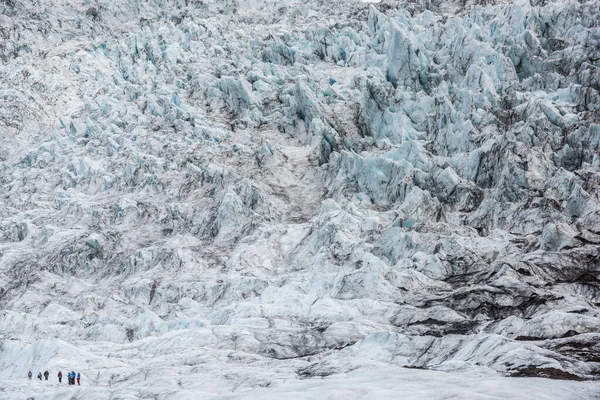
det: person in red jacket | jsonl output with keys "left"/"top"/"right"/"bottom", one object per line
{"left": 58, "top": 371, "right": 63, "bottom": 383}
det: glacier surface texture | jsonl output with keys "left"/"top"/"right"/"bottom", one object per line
{"left": 1, "top": 0, "right": 600, "bottom": 398}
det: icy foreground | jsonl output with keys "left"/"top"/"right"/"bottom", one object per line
{"left": 1, "top": 0, "right": 600, "bottom": 398}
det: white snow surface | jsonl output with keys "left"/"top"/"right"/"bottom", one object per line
{"left": 3, "top": 362, "right": 600, "bottom": 399}
{"left": 1, "top": 0, "right": 600, "bottom": 398}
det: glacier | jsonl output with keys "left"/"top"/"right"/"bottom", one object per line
{"left": 1, "top": 0, "right": 600, "bottom": 398}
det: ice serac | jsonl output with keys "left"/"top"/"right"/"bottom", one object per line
{"left": 1, "top": 0, "right": 600, "bottom": 398}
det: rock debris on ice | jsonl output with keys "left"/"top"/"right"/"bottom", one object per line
{"left": 1, "top": 0, "right": 600, "bottom": 398}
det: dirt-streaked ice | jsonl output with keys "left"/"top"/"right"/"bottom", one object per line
{"left": 1, "top": 0, "right": 599, "bottom": 398}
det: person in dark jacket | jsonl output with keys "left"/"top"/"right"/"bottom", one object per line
{"left": 28, "top": 371, "right": 32, "bottom": 380}
{"left": 44, "top": 370, "right": 49, "bottom": 380}
{"left": 58, "top": 370, "right": 63, "bottom": 383}
{"left": 37, "top": 372, "right": 42, "bottom": 380}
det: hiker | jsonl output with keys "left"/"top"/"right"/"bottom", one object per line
{"left": 58, "top": 371, "right": 62, "bottom": 383}
{"left": 69, "top": 371, "right": 73, "bottom": 385}
{"left": 37, "top": 372, "right": 42, "bottom": 381}
{"left": 67, "top": 371, "right": 71, "bottom": 385}
{"left": 28, "top": 371, "right": 32, "bottom": 380}
{"left": 71, "top": 371, "right": 76, "bottom": 385}
{"left": 44, "top": 370, "right": 49, "bottom": 380}
{"left": 76, "top": 372, "right": 81, "bottom": 385}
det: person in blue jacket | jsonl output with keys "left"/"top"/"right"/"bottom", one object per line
{"left": 76, "top": 372, "right": 81, "bottom": 385}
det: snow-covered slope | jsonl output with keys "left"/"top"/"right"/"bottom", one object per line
{"left": 1, "top": 0, "right": 600, "bottom": 398}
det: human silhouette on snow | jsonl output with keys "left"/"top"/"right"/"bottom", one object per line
{"left": 58, "top": 370, "right": 62, "bottom": 383}
{"left": 44, "top": 370, "right": 49, "bottom": 380}
{"left": 28, "top": 371, "right": 32, "bottom": 380}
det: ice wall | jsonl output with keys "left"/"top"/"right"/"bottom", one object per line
{"left": 0, "top": 0, "right": 599, "bottom": 397}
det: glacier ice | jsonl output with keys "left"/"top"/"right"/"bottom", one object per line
{"left": 1, "top": 0, "right": 600, "bottom": 398}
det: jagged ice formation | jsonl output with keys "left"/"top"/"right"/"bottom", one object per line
{"left": 1, "top": 0, "right": 600, "bottom": 398}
